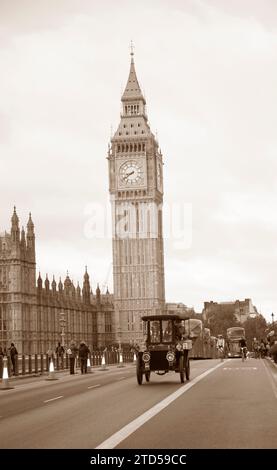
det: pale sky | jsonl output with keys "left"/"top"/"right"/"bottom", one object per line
{"left": 0, "top": 0, "right": 277, "bottom": 323}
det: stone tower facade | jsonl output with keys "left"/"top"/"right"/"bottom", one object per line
{"left": 108, "top": 52, "right": 165, "bottom": 345}
{"left": 0, "top": 208, "right": 37, "bottom": 353}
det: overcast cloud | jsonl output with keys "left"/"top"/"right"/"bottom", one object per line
{"left": 0, "top": 0, "right": 277, "bottom": 322}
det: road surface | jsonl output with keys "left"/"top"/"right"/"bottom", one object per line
{"left": 0, "top": 357, "right": 276, "bottom": 449}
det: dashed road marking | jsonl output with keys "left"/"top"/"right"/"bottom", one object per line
{"left": 44, "top": 395, "right": 63, "bottom": 403}
{"left": 88, "top": 384, "right": 101, "bottom": 389}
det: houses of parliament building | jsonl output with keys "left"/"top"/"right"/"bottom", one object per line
{"left": 0, "top": 51, "right": 188, "bottom": 354}
{"left": 0, "top": 208, "right": 114, "bottom": 354}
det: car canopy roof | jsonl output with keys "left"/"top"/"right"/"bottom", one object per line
{"left": 141, "top": 314, "right": 184, "bottom": 322}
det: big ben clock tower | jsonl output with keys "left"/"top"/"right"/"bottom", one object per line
{"left": 108, "top": 49, "right": 165, "bottom": 345}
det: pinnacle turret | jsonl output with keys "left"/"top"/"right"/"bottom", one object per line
{"left": 37, "top": 272, "right": 42, "bottom": 290}
{"left": 26, "top": 212, "right": 35, "bottom": 258}
{"left": 11, "top": 207, "right": 20, "bottom": 243}
{"left": 45, "top": 274, "right": 50, "bottom": 291}
{"left": 27, "top": 213, "right": 34, "bottom": 233}
{"left": 82, "top": 267, "right": 91, "bottom": 305}
{"left": 58, "top": 277, "right": 63, "bottom": 292}
{"left": 52, "top": 276, "right": 57, "bottom": 292}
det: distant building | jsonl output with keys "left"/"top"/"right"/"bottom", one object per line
{"left": 166, "top": 302, "right": 202, "bottom": 320}
{"left": 202, "top": 298, "right": 258, "bottom": 324}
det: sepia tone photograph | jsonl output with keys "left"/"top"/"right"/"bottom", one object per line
{"left": 0, "top": 0, "right": 277, "bottom": 461}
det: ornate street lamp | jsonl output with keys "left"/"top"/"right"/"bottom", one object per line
{"left": 59, "top": 312, "right": 66, "bottom": 348}
{"left": 271, "top": 313, "right": 275, "bottom": 325}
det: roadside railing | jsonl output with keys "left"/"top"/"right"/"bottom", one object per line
{"left": 0, "top": 351, "right": 135, "bottom": 378}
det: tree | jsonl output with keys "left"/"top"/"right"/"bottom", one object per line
{"left": 243, "top": 315, "right": 267, "bottom": 345}
{"left": 204, "top": 310, "right": 239, "bottom": 337}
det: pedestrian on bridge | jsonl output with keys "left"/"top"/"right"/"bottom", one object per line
{"left": 78, "top": 342, "right": 90, "bottom": 374}
{"left": 67, "top": 341, "right": 78, "bottom": 374}
{"left": 55, "top": 342, "right": 65, "bottom": 368}
{"left": 8, "top": 343, "right": 18, "bottom": 375}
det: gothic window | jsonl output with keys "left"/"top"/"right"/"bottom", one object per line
{"left": 138, "top": 143, "right": 141, "bottom": 151}
{"left": 117, "top": 145, "right": 120, "bottom": 152}
{"left": 131, "top": 124, "right": 133, "bottom": 127}
{"left": 126, "top": 131, "right": 129, "bottom": 135}
{"left": 134, "top": 144, "right": 137, "bottom": 151}
{"left": 126, "top": 144, "right": 129, "bottom": 152}
{"left": 142, "top": 143, "right": 145, "bottom": 151}
{"left": 141, "top": 130, "right": 144, "bottom": 134}
{"left": 138, "top": 123, "right": 140, "bottom": 127}
{"left": 123, "top": 124, "right": 126, "bottom": 128}
{"left": 122, "top": 144, "right": 125, "bottom": 152}
{"left": 134, "top": 131, "right": 137, "bottom": 135}
{"left": 130, "top": 144, "right": 133, "bottom": 151}
{"left": 125, "top": 106, "right": 127, "bottom": 114}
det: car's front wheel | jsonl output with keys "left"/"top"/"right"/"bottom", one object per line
{"left": 136, "top": 360, "right": 143, "bottom": 385}
{"left": 145, "top": 371, "right": 151, "bottom": 382}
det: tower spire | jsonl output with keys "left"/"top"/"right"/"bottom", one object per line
{"left": 121, "top": 46, "right": 145, "bottom": 104}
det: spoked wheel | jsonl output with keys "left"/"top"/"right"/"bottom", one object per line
{"left": 145, "top": 371, "right": 151, "bottom": 382}
{"left": 185, "top": 351, "right": 190, "bottom": 380}
{"left": 179, "top": 355, "right": 185, "bottom": 383}
{"left": 136, "top": 360, "right": 143, "bottom": 385}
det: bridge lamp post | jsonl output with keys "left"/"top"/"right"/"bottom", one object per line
{"left": 59, "top": 312, "right": 66, "bottom": 348}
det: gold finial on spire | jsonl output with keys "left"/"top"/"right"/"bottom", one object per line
{"left": 130, "top": 40, "right": 134, "bottom": 60}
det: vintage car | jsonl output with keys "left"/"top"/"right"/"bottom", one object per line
{"left": 136, "top": 314, "right": 193, "bottom": 385}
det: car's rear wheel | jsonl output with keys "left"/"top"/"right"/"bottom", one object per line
{"left": 136, "top": 360, "right": 143, "bottom": 385}
{"left": 185, "top": 351, "right": 190, "bottom": 380}
{"left": 179, "top": 355, "right": 185, "bottom": 383}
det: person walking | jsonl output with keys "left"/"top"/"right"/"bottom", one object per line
{"left": 216, "top": 335, "right": 225, "bottom": 361}
{"left": 67, "top": 341, "right": 78, "bottom": 374}
{"left": 55, "top": 342, "right": 65, "bottom": 368}
{"left": 78, "top": 341, "right": 90, "bottom": 374}
{"left": 8, "top": 343, "right": 18, "bottom": 375}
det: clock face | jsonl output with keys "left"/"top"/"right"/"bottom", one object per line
{"left": 119, "top": 161, "right": 143, "bottom": 185}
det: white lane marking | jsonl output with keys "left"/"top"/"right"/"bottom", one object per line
{"left": 88, "top": 384, "right": 101, "bottom": 389}
{"left": 223, "top": 367, "right": 257, "bottom": 370}
{"left": 44, "top": 395, "right": 63, "bottom": 403}
{"left": 96, "top": 360, "right": 227, "bottom": 449}
{"left": 117, "top": 377, "right": 126, "bottom": 381}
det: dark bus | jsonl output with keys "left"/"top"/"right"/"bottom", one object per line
{"left": 226, "top": 327, "right": 245, "bottom": 358}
